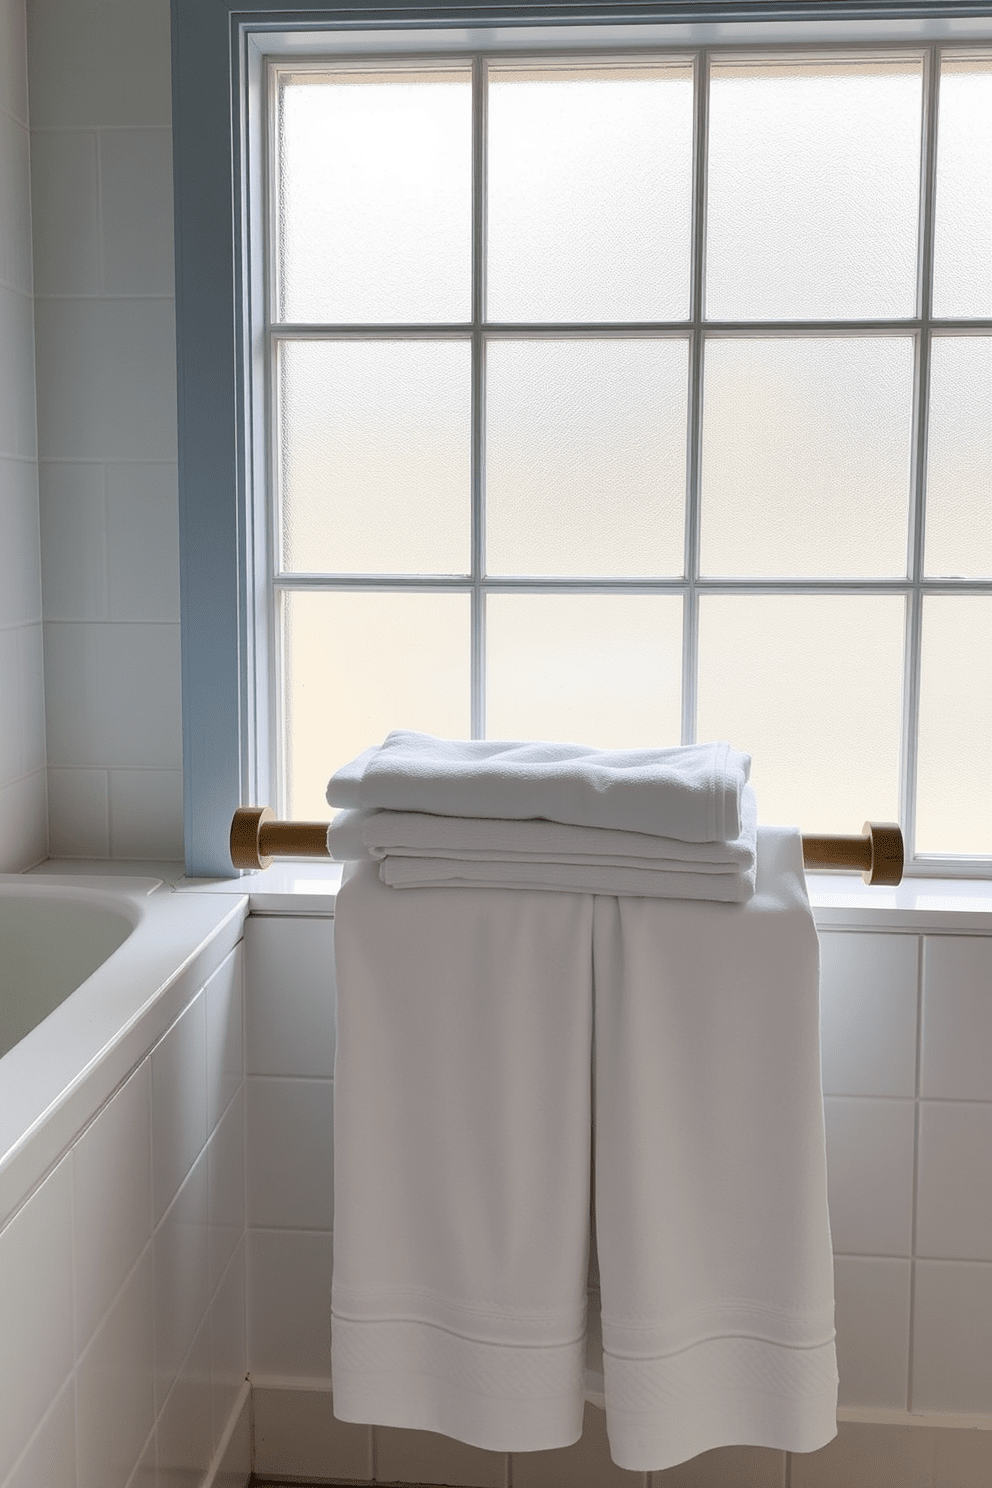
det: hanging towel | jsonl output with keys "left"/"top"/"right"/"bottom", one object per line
{"left": 589, "top": 825, "right": 837, "bottom": 1470}
{"left": 330, "top": 828, "right": 837, "bottom": 1469}
{"left": 331, "top": 859, "right": 595, "bottom": 1451}
{"left": 326, "top": 788, "right": 757, "bottom": 901}
{"left": 327, "top": 731, "right": 751, "bottom": 842}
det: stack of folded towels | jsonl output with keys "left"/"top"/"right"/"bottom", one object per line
{"left": 327, "top": 730, "right": 757, "bottom": 902}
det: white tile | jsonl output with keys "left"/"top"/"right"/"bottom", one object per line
{"left": 0, "top": 766, "right": 47, "bottom": 870}
{"left": 0, "top": 1158, "right": 73, "bottom": 1481}
{"left": 0, "top": 625, "right": 19, "bottom": 783}
{"left": 154, "top": 1150, "right": 209, "bottom": 1413}
{"left": 29, "top": 131, "right": 100, "bottom": 295}
{"left": 823, "top": 1097, "right": 915, "bottom": 1257}
{"left": 44, "top": 621, "right": 182, "bottom": 769}
{"left": 100, "top": 130, "right": 175, "bottom": 295}
{"left": 208, "top": 1086, "right": 245, "bottom": 1292}
{"left": 156, "top": 1314, "right": 213, "bottom": 1488}
{"left": 125, "top": 1430, "right": 155, "bottom": 1488}
{"left": 73, "top": 1061, "right": 152, "bottom": 1352}
{"left": 25, "top": 0, "right": 171, "bottom": 130}
{"left": 921, "top": 937, "right": 992, "bottom": 1100}
{"left": 151, "top": 990, "right": 207, "bottom": 1223}
{"left": 246, "top": 1077, "right": 334, "bottom": 1230}
{"left": 819, "top": 932, "right": 919, "bottom": 1098}
{"left": 214, "top": 1391, "right": 250, "bottom": 1488}
{"left": 75, "top": 1243, "right": 155, "bottom": 1488}
{"left": 105, "top": 463, "right": 180, "bottom": 621}
{"left": 247, "top": 1227, "right": 333, "bottom": 1379}
{"left": 0, "top": 283, "right": 36, "bottom": 459}
{"left": 34, "top": 298, "right": 177, "bottom": 461}
{"left": 3, "top": 1377, "right": 75, "bottom": 1488}
{"left": 833, "top": 1256, "right": 911, "bottom": 1411}
{"left": 204, "top": 944, "right": 244, "bottom": 1133}
{"left": 38, "top": 462, "right": 107, "bottom": 622}
{"left": 790, "top": 1422, "right": 932, "bottom": 1488}
{"left": 211, "top": 1239, "right": 247, "bottom": 1453}
{"left": 912, "top": 1260, "right": 992, "bottom": 1413}
{"left": 252, "top": 1385, "right": 371, "bottom": 1480}
{"left": 47, "top": 767, "right": 110, "bottom": 858}
{"left": 0, "top": 0, "right": 28, "bottom": 124}
{"left": 0, "top": 110, "right": 32, "bottom": 295}
{"left": 917, "top": 1101, "right": 992, "bottom": 1261}
{"left": 18, "top": 622, "right": 46, "bottom": 772}
{"left": 378, "top": 1425, "right": 511, "bottom": 1488}
{"left": 0, "top": 456, "right": 42, "bottom": 628}
{"left": 109, "top": 769, "right": 183, "bottom": 859}
{"left": 246, "top": 916, "right": 336, "bottom": 1078}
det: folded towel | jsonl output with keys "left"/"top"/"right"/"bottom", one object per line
{"left": 327, "top": 732, "right": 750, "bottom": 843}
{"left": 379, "top": 856, "right": 754, "bottom": 900}
{"left": 330, "top": 829, "right": 837, "bottom": 1470}
{"left": 328, "top": 792, "right": 757, "bottom": 871}
{"left": 328, "top": 786, "right": 757, "bottom": 902}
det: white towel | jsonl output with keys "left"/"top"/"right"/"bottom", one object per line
{"left": 330, "top": 829, "right": 837, "bottom": 1470}
{"left": 327, "top": 788, "right": 758, "bottom": 901}
{"left": 327, "top": 732, "right": 751, "bottom": 843}
{"left": 331, "top": 860, "right": 594, "bottom": 1451}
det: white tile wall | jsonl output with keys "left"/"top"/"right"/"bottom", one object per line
{"left": 26, "top": 0, "right": 183, "bottom": 861}
{"left": 0, "top": 0, "right": 45, "bottom": 871}
{"left": 0, "top": 939, "right": 247, "bottom": 1488}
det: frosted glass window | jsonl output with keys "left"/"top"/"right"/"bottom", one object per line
{"left": 487, "top": 63, "right": 693, "bottom": 323}
{"left": 917, "top": 598, "right": 992, "bottom": 855}
{"left": 932, "top": 59, "right": 992, "bottom": 319}
{"left": 700, "top": 338, "right": 913, "bottom": 578}
{"left": 925, "top": 337, "right": 992, "bottom": 578}
{"left": 486, "top": 339, "right": 688, "bottom": 577}
{"left": 706, "top": 59, "right": 923, "bottom": 321}
{"left": 283, "top": 590, "right": 470, "bottom": 819}
{"left": 279, "top": 340, "right": 471, "bottom": 575}
{"left": 277, "top": 69, "right": 472, "bottom": 324}
{"left": 487, "top": 594, "right": 683, "bottom": 747}
{"left": 697, "top": 595, "right": 904, "bottom": 833}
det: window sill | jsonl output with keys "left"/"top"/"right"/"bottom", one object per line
{"left": 31, "top": 858, "right": 992, "bottom": 931}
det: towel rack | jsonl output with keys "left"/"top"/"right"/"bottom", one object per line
{"left": 229, "top": 807, "right": 904, "bottom": 884}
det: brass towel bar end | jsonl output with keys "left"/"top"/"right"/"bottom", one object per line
{"left": 230, "top": 807, "right": 905, "bottom": 886}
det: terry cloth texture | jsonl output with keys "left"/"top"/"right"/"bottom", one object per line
{"left": 326, "top": 787, "right": 757, "bottom": 902}
{"left": 326, "top": 731, "right": 751, "bottom": 843}
{"left": 330, "top": 827, "right": 838, "bottom": 1472}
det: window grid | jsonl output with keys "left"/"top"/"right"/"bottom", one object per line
{"left": 267, "top": 43, "right": 992, "bottom": 871}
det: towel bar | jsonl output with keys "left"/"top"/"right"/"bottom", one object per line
{"left": 229, "top": 807, "right": 904, "bottom": 885}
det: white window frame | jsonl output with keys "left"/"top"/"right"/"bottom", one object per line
{"left": 172, "top": 0, "right": 992, "bottom": 878}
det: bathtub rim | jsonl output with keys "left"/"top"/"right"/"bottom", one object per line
{"left": 0, "top": 873, "right": 248, "bottom": 1231}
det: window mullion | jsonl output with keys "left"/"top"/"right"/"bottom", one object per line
{"left": 902, "top": 42, "right": 942, "bottom": 866}
{"left": 472, "top": 54, "right": 487, "bottom": 740}
{"left": 682, "top": 47, "right": 709, "bottom": 747}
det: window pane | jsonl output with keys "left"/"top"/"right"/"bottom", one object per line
{"left": 487, "top": 594, "right": 682, "bottom": 746}
{"left": 277, "top": 69, "right": 472, "bottom": 324}
{"left": 917, "top": 597, "right": 992, "bottom": 856}
{"left": 279, "top": 340, "right": 471, "bottom": 575}
{"left": 697, "top": 595, "right": 904, "bottom": 833}
{"left": 933, "top": 58, "right": 992, "bottom": 318}
{"left": 706, "top": 58, "right": 922, "bottom": 321}
{"left": 283, "top": 590, "right": 470, "bottom": 819}
{"left": 486, "top": 63, "right": 693, "bottom": 322}
{"left": 700, "top": 338, "right": 913, "bottom": 578}
{"left": 486, "top": 339, "right": 688, "bottom": 577}
{"left": 925, "top": 337, "right": 992, "bottom": 578}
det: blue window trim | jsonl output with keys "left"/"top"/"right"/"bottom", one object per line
{"left": 170, "top": 0, "right": 992, "bottom": 878}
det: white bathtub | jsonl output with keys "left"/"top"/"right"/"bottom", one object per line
{"left": 0, "top": 873, "right": 247, "bottom": 1229}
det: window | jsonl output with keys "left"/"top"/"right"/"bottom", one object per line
{"left": 170, "top": 3, "right": 992, "bottom": 877}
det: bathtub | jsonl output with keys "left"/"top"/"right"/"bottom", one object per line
{"left": 0, "top": 873, "right": 247, "bottom": 1230}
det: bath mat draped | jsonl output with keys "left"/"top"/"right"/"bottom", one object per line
{"left": 330, "top": 827, "right": 838, "bottom": 1471}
